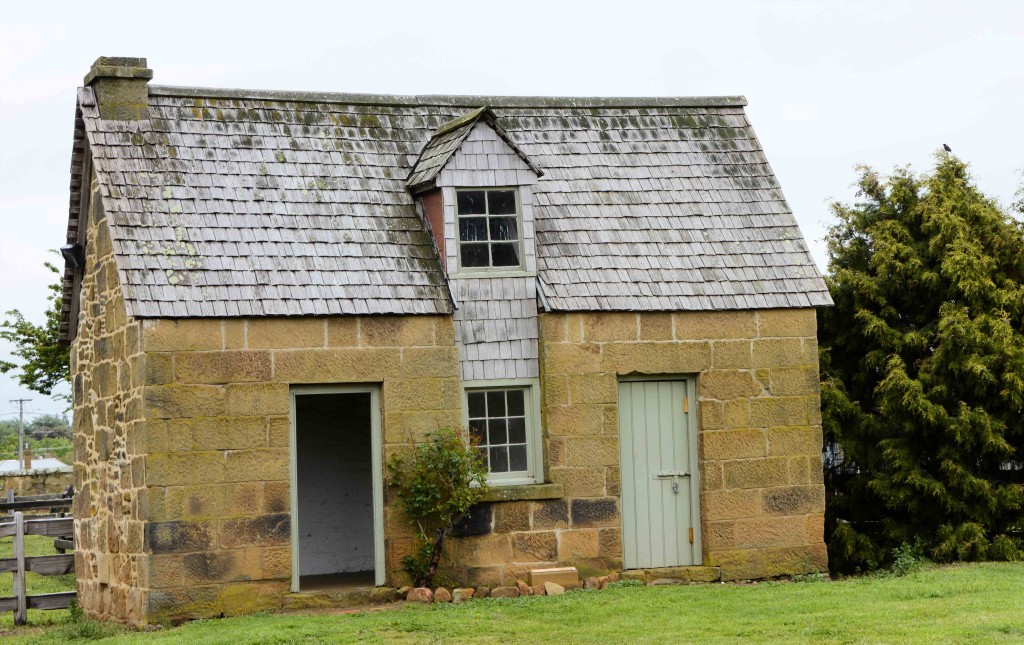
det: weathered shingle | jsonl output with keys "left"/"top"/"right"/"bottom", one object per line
{"left": 61, "top": 87, "right": 831, "bottom": 338}
{"left": 407, "top": 107, "right": 542, "bottom": 192}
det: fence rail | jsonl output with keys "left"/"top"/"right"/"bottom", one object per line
{"left": 2, "top": 488, "right": 73, "bottom": 514}
{"left": 1, "top": 498, "right": 76, "bottom": 625}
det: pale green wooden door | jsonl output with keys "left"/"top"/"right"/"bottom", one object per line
{"left": 618, "top": 379, "right": 701, "bottom": 569}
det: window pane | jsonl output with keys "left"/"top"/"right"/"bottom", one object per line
{"left": 478, "top": 447, "right": 489, "bottom": 468}
{"left": 461, "top": 243, "right": 489, "bottom": 268}
{"left": 506, "top": 390, "right": 525, "bottom": 416}
{"left": 508, "top": 417, "right": 526, "bottom": 444}
{"left": 490, "top": 243, "right": 520, "bottom": 267}
{"left": 489, "top": 217, "right": 518, "bottom": 241}
{"left": 457, "top": 190, "right": 486, "bottom": 215}
{"left": 488, "top": 190, "right": 516, "bottom": 215}
{"left": 486, "top": 391, "right": 506, "bottom": 416}
{"left": 489, "top": 447, "right": 509, "bottom": 473}
{"left": 459, "top": 217, "right": 488, "bottom": 242}
{"left": 469, "top": 419, "right": 487, "bottom": 445}
{"left": 488, "top": 418, "right": 507, "bottom": 445}
{"left": 509, "top": 445, "right": 528, "bottom": 472}
{"left": 467, "top": 392, "right": 487, "bottom": 418}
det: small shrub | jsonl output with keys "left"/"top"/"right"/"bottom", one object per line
{"left": 56, "top": 600, "right": 124, "bottom": 641}
{"left": 890, "top": 541, "right": 927, "bottom": 577}
{"left": 388, "top": 427, "right": 489, "bottom": 588}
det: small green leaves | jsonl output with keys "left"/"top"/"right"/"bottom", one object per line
{"left": 387, "top": 428, "right": 489, "bottom": 586}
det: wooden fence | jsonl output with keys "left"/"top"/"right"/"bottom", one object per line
{"left": 1, "top": 491, "right": 75, "bottom": 626}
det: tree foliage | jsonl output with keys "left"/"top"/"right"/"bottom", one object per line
{"left": 387, "top": 428, "right": 489, "bottom": 587}
{"left": 821, "top": 152, "right": 1024, "bottom": 572}
{"left": 0, "top": 260, "right": 69, "bottom": 403}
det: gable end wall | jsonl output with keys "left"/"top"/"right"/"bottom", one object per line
{"left": 72, "top": 171, "right": 148, "bottom": 623}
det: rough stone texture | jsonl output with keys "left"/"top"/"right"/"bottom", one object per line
{"left": 0, "top": 468, "right": 74, "bottom": 496}
{"left": 71, "top": 173, "right": 149, "bottom": 624}
{"left": 433, "top": 587, "right": 452, "bottom": 603}
{"left": 538, "top": 310, "right": 827, "bottom": 582}
{"left": 529, "top": 566, "right": 579, "bottom": 587}
{"left": 407, "top": 588, "right": 433, "bottom": 603}
{"left": 452, "top": 587, "right": 475, "bottom": 603}
{"left": 544, "top": 581, "right": 565, "bottom": 596}
{"left": 490, "top": 586, "right": 520, "bottom": 599}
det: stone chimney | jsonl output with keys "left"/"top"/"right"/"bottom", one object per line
{"left": 83, "top": 56, "right": 153, "bottom": 120}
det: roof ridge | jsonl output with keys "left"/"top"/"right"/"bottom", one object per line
{"left": 146, "top": 85, "right": 748, "bottom": 108}
{"left": 432, "top": 106, "right": 489, "bottom": 137}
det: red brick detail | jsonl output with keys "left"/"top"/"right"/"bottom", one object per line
{"left": 420, "top": 189, "right": 445, "bottom": 271}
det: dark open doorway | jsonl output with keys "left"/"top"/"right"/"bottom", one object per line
{"left": 292, "top": 388, "right": 381, "bottom": 592}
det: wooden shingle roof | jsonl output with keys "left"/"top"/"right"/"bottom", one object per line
{"left": 61, "top": 86, "right": 830, "bottom": 338}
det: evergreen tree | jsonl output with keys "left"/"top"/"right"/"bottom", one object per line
{"left": 821, "top": 152, "right": 1024, "bottom": 572}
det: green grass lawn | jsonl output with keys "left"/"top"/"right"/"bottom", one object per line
{"left": 3, "top": 562, "right": 1024, "bottom": 643}
{"left": 0, "top": 533, "right": 76, "bottom": 630}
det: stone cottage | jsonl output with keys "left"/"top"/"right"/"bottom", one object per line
{"left": 61, "top": 57, "right": 833, "bottom": 623}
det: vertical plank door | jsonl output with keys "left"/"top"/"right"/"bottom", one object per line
{"left": 618, "top": 379, "right": 701, "bottom": 569}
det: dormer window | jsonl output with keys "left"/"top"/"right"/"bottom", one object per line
{"left": 457, "top": 188, "right": 521, "bottom": 270}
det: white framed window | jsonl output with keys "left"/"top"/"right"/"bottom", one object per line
{"left": 462, "top": 379, "right": 543, "bottom": 484}
{"left": 456, "top": 188, "right": 522, "bottom": 271}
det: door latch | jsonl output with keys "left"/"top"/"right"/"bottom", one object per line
{"left": 671, "top": 480, "right": 679, "bottom": 494}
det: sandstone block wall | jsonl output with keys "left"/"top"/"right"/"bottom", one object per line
{"left": 0, "top": 469, "right": 74, "bottom": 496}
{"left": 538, "top": 310, "right": 827, "bottom": 581}
{"left": 71, "top": 174, "right": 148, "bottom": 622}
{"left": 138, "top": 314, "right": 460, "bottom": 621}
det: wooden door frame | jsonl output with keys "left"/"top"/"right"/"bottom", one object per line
{"left": 289, "top": 384, "right": 385, "bottom": 591}
{"left": 617, "top": 375, "right": 703, "bottom": 567}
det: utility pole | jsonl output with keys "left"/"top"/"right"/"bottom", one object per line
{"left": 10, "top": 399, "right": 31, "bottom": 470}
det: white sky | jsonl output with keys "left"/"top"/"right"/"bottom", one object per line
{"left": 1, "top": 0, "right": 1022, "bottom": 413}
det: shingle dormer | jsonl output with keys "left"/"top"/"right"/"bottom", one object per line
{"left": 409, "top": 108, "right": 542, "bottom": 277}
{"left": 407, "top": 107, "right": 542, "bottom": 193}
{"left": 409, "top": 108, "right": 545, "bottom": 446}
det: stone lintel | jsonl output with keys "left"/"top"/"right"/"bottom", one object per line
{"left": 478, "top": 482, "right": 564, "bottom": 503}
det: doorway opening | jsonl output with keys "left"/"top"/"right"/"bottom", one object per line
{"left": 290, "top": 386, "right": 384, "bottom": 592}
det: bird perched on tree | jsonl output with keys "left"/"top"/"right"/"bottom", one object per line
{"left": 943, "top": 143, "right": 952, "bottom": 152}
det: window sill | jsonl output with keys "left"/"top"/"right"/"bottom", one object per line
{"left": 478, "top": 482, "right": 563, "bottom": 503}
{"left": 449, "top": 269, "right": 536, "bottom": 279}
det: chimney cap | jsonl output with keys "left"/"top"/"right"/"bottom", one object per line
{"left": 84, "top": 56, "right": 153, "bottom": 86}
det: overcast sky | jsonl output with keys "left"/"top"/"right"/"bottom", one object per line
{"left": 1, "top": 0, "right": 1021, "bottom": 414}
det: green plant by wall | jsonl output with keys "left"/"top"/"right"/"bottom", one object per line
{"left": 387, "top": 427, "right": 489, "bottom": 587}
